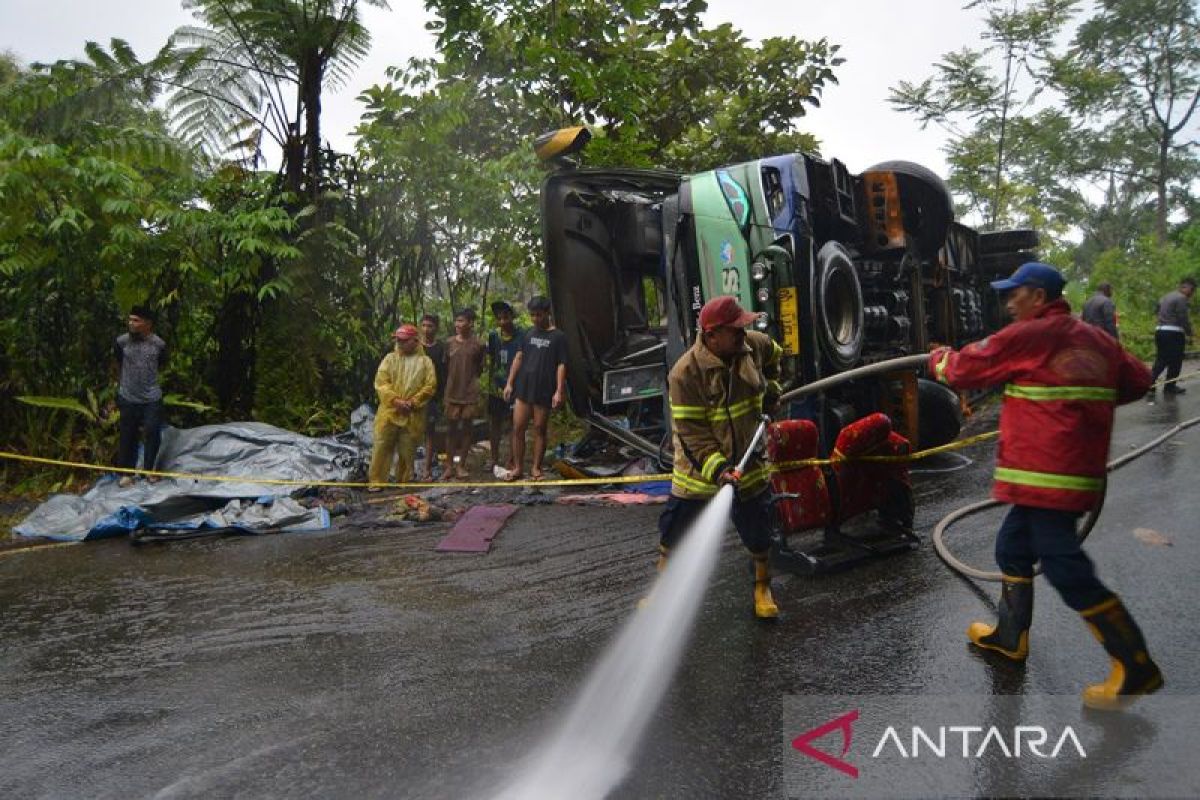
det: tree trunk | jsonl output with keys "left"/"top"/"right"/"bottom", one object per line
{"left": 212, "top": 288, "right": 257, "bottom": 416}
{"left": 991, "top": 42, "right": 1015, "bottom": 231}
{"left": 284, "top": 132, "right": 305, "bottom": 198}
{"left": 1155, "top": 135, "right": 1169, "bottom": 244}
{"left": 302, "top": 49, "right": 324, "bottom": 205}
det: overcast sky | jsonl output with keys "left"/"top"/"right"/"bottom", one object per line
{"left": 0, "top": 0, "right": 989, "bottom": 176}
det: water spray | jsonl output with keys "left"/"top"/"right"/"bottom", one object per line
{"left": 491, "top": 418, "right": 772, "bottom": 800}
{"left": 488, "top": 357, "right": 935, "bottom": 798}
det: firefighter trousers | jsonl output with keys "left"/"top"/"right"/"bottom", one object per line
{"left": 995, "top": 504, "right": 1112, "bottom": 612}
{"left": 659, "top": 489, "right": 773, "bottom": 555}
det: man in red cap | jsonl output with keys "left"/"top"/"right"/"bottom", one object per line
{"left": 653, "top": 294, "right": 784, "bottom": 618}
{"left": 368, "top": 324, "right": 437, "bottom": 492}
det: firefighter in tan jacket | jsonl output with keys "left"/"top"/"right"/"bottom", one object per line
{"left": 657, "top": 295, "right": 783, "bottom": 618}
{"left": 368, "top": 324, "right": 438, "bottom": 490}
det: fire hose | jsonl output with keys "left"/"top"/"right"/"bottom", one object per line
{"left": 776, "top": 354, "right": 930, "bottom": 405}
{"left": 773, "top": 353, "right": 1200, "bottom": 583}
{"left": 933, "top": 414, "right": 1200, "bottom": 582}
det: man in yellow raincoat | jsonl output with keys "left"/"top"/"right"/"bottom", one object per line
{"left": 368, "top": 324, "right": 437, "bottom": 491}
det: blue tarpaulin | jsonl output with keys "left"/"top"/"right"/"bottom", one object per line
{"left": 15, "top": 416, "right": 368, "bottom": 542}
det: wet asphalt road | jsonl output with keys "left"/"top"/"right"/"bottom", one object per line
{"left": 2, "top": 369, "right": 1198, "bottom": 799}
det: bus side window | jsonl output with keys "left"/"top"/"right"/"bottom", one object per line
{"left": 763, "top": 167, "right": 785, "bottom": 222}
{"left": 643, "top": 276, "right": 668, "bottom": 328}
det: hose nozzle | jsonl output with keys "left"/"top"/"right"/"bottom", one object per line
{"left": 734, "top": 414, "right": 772, "bottom": 475}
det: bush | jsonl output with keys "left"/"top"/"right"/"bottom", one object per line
{"left": 1087, "top": 232, "right": 1199, "bottom": 361}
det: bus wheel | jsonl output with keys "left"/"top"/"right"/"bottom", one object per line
{"left": 816, "top": 241, "right": 864, "bottom": 371}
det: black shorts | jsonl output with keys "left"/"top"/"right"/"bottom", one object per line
{"left": 513, "top": 371, "right": 555, "bottom": 408}
{"left": 488, "top": 395, "right": 514, "bottom": 418}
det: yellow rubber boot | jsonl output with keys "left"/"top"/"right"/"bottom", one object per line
{"left": 1080, "top": 597, "right": 1163, "bottom": 710}
{"left": 654, "top": 544, "right": 669, "bottom": 574}
{"left": 967, "top": 575, "right": 1032, "bottom": 661}
{"left": 753, "top": 554, "right": 779, "bottom": 619}
{"left": 637, "top": 545, "right": 669, "bottom": 610}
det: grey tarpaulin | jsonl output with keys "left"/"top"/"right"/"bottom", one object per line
{"left": 14, "top": 414, "right": 373, "bottom": 542}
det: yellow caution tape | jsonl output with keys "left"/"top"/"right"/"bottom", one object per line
{"left": 0, "top": 450, "right": 668, "bottom": 490}
{"left": 0, "top": 430, "right": 994, "bottom": 488}
{"left": 769, "top": 430, "right": 1000, "bottom": 470}
{"left": 0, "top": 540, "right": 79, "bottom": 560}
{"left": 3, "top": 369, "right": 1191, "bottom": 490}
{"left": 1153, "top": 368, "right": 1199, "bottom": 391}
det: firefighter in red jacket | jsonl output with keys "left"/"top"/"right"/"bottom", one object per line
{"left": 930, "top": 262, "right": 1161, "bottom": 710}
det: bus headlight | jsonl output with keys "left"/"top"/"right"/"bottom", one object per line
{"left": 754, "top": 314, "right": 770, "bottom": 331}
{"left": 756, "top": 287, "right": 770, "bottom": 304}
{"left": 750, "top": 261, "right": 771, "bottom": 282}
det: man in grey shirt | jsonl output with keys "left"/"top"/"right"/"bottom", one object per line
{"left": 1081, "top": 282, "right": 1119, "bottom": 340}
{"left": 114, "top": 305, "right": 168, "bottom": 486}
{"left": 1148, "top": 277, "right": 1195, "bottom": 399}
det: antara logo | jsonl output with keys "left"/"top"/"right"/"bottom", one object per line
{"left": 792, "top": 710, "right": 860, "bottom": 778}
{"left": 792, "top": 710, "right": 1087, "bottom": 778}
{"left": 871, "top": 725, "right": 1087, "bottom": 759}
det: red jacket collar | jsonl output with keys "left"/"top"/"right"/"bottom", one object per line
{"left": 1032, "top": 298, "right": 1072, "bottom": 320}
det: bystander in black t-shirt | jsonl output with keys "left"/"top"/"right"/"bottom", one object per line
{"left": 423, "top": 339, "right": 447, "bottom": 400}
{"left": 513, "top": 328, "right": 568, "bottom": 408}
{"left": 423, "top": 338, "right": 447, "bottom": 422}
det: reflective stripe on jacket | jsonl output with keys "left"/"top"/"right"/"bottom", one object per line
{"left": 929, "top": 298, "right": 1151, "bottom": 512}
{"left": 374, "top": 347, "right": 438, "bottom": 435}
{"left": 669, "top": 330, "right": 782, "bottom": 500}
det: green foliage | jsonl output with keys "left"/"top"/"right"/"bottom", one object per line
{"left": 1057, "top": 0, "right": 1200, "bottom": 242}
{"left": 168, "top": 0, "right": 387, "bottom": 195}
{"left": 1086, "top": 225, "right": 1200, "bottom": 358}
{"left": 163, "top": 22, "right": 269, "bottom": 160}
{"left": 0, "top": 126, "right": 166, "bottom": 415}
{"left": 889, "top": 0, "right": 1079, "bottom": 231}
{"left": 0, "top": 50, "right": 19, "bottom": 88}
{"left": 163, "top": 1, "right": 395, "bottom": 429}
{"left": 891, "top": 0, "right": 1199, "bottom": 298}
{"left": 7, "top": 390, "right": 116, "bottom": 488}
{"left": 17, "top": 394, "right": 105, "bottom": 422}
{"left": 421, "top": 0, "right": 840, "bottom": 170}
{"left": 653, "top": 29, "right": 838, "bottom": 170}
{"left": 163, "top": 394, "right": 217, "bottom": 413}
{"left": 0, "top": 48, "right": 313, "bottom": 482}
{"left": 354, "top": 65, "right": 546, "bottom": 337}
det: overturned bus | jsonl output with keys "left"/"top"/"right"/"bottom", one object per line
{"left": 537, "top": 127, "right": 1036, "bottom": 470}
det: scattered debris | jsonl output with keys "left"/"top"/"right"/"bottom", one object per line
{"left": 1133, "top": 527, "right": 1173, "bottom": 547}
{"left": 389, "top": 494, "right": 458, "bottom": 523}
{"left": 557, "top": 492, "right": 668, "bottom": 506}
{"left": 435, "top": 504, "right": 519, "bottom": 553}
